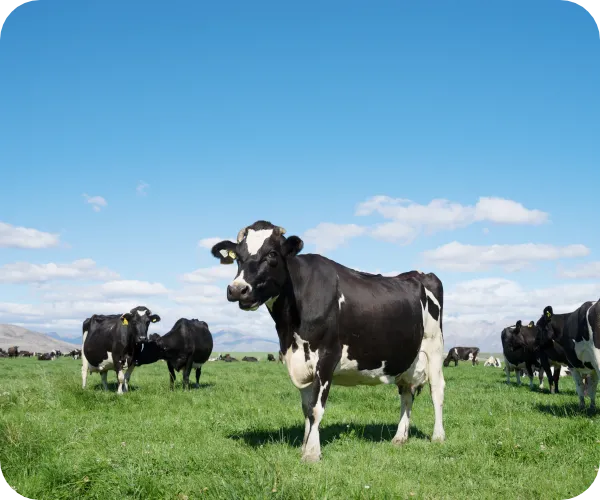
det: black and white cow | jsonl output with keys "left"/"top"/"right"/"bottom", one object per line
{"left": 500, "top": 320, "right": 544, "bottom": 390}
{"left": 443, "top": 347, "right": 480, "bottom": 367}
{"left": 267, "top": 353, "right": 276, "bottom": 362}
{"left": 134, "top": 318, "right": 214, "bottom": 390}
{"left": 211, "top": 220, "right": 446, "bottom": 462}
{"left": 81, "top": 306, "right": 161, "bottom": 394}
{"left": 484, "top": 356, "right": 502, "bottom": 368}
{"left": 536, "top": 302, "right": 600, "bottom": 410}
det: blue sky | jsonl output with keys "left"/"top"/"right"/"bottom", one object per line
{"left": 0, "top": 0, "right": 599, "bottom": 346}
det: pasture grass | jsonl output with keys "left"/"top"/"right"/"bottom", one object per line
{"left": 1, "top": 356, "right": 599, "bottom": 500}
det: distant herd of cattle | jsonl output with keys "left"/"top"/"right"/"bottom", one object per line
{"left": 1, "top": 219, "right": 599, "bottom": 463}
{"left": 0, "top": 346, "right": 82, "bottom": 360}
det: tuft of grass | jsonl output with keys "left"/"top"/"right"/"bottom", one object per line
{"left": 0, "top": 356, "right": 599, "bottom": 499}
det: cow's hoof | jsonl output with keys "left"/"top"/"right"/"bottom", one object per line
{"left": 391, "top": 436, "right": 408, "bottom": 447}
{"left": 431, "top": 432, "right": 445, "bottom": 443}
{"left": 301, "top": 453, "right": 321, "bottom": 463}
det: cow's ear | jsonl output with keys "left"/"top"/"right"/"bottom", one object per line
{"left": 120, "top": 313, "right": 133, "bottom": 326}
{"left": 150, "top": 314, "right": 161, "bottom": 323}
{"left": 543, "top": 306, "right": 553, "bottom": 319}
{"left": 514, "top": 320, "right": 522, "bottom": 332}
{"left": 211, "top": 240, "right": 238, "bottom": 264}
{"left": 528, "top": 321, "right": 534, "bottom": 328}
{"left": 282, "top": 235, "right": 304, "bottom": 257}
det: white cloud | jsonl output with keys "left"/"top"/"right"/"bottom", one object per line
{"left": 445, "top": 277, "right": 600, "bottom": 324}
{"left": 302, "top": 223, "right": 367, "bottom": 252}
{"left": 99, "top": 280, "right": 169, "bottom": 297}
{"left": 136, "top": 181, "right": 149, "bottom": 195}
{"left": 558, "top": 261, "right": 600, "bottom": 279}
{"left": 0, "top": 221, "right": 60, "bottom": 249}
{"left": 355, "top": 196, "right": 548, "bottom": 244}
{"left": 422, "top": 242, "right": 589, "bottom": 272}
{"left": 83, "top": 193, "right": 107, "bottom": 212}
{"left": 0, "top": 259, "right": 119, "bottom": 284}
{"left": 180, "top": 266, "right": 236, "bottom": 284}
{"left": 198, "top": 237, "right": 229, "bottom": 249}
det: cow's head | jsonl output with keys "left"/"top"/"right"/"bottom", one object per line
{"left": 210, "top": 220, "right": 304, "bottom": 311}
{"left": 120, "top": 306, "right": 161, "bottom": 344}
{"left": 535, "top": 305, "right": 554, "bottom": 347}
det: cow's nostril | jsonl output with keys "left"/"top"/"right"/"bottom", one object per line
{"left": 240, "top": 286, "right": 249, "bottom": 297}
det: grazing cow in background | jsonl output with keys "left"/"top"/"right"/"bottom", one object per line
{"left": 484, "top": 356, "right": 502, "bottom": 368}
{"left": 443, "top": 347, "right": 480, "bottom": 367}
{"left": 267, "top": 354, "right": 276, "bottom": 362}
{"left": 537, "top": 303, "right": 600, "bottom": 410}
{"left": 7, "top": 346, "right": 19, "bottom": 358}
{"left": 81, "top": 306, "right": 161, "bottom": 394}
{"left": 219, "top": 353, "right": 238, "bottom": 362}
{"left": 242, "top": 356, "right": 258, "bottom": 362}
{"left": 134, "top": 318, "right": 213, "bottom": 390}
{"left": 211, "top": 220, "right": 446, "bottom": 462}
{"left": 501, "top": 320, "right": 544, "bottom": 389}
{"left": 19, "top": 351, "right": 33, "bottom": 357}
{"left": 67, "top": 349, "right": 82, "bottom": 360}
{"left": 38, "top": 353, "right": 55, "bottom": 361}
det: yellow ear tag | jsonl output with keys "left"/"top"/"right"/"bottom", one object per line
{"left": 228, "top": 250, "right": 237, "bottom": 259}
{"left": 122, "top": 318, "right": 129, "bottom": 326}
{"left": 546, "top": 311, "right": 551, "bottom": 318}
{"left": 151, "top": 318, "right": 157, "bottom": 323}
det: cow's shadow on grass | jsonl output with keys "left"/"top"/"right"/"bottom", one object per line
{"left": 91, "top": 382, "right": 137, "bottom": 392}
{"left": 533, "top": 402, "right": 599, "bottom": 418}
{"left": 230, "top": 423, "right": 429, "bottom": 448}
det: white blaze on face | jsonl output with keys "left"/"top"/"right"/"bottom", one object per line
{"left": 137, "top": 309, "right": 147, "bottom": 317}
{"left": 231, "top": 270, "right": 252, "bottom": 291}
{"left": 245, "top": 228, "right": 274, "bottom": 255}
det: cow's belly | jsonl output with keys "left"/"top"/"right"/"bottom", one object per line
{"left": 333, "top": 346, "right": 396, "bottom": 386}
{"left": 573, "top": 339, "right": 598, "bottom": 369}
{"left": 88, "top": 352, "right": 115, "bottom": 372}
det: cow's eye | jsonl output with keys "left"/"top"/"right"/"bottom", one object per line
{"left": 268, "top": 251, "right": 277, "bottom": 259}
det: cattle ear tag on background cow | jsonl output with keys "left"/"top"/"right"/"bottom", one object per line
{"left": 122, "top": 318, "right": 129, "bottom": 326}
{"left": 546, "top": 311, "right": 551, "bottom": 318}
{"left": 151, "top": 318, "right": 157, "bottom": 323}
{"left": 228, "top": 250, "right": 237, "bottom": 259}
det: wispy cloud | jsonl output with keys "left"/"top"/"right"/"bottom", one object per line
{"left": 136, "top": 181, "right": 149, "bottom": 196}
{"left": 83, "top": 193, "right": 107, "bottom": 212}
{"left": 0, "top": 221, "right": 60, "bottom": 249}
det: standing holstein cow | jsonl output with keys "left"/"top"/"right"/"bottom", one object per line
{"left": 211, "top": 220, "right": 446, "bottom": 463}
{"left": 81, "top": 306, "right": 160, "bottom": 394}
{"left": 443, "top": 347, "right": 480, "bottom": 367}
{"left": 134, "top": 319, "right": 214, "bottom": 390}
{"left": 536, "top": 302, "right": 600, "bottom": 410}
{"left": 501, "top": 320, "right": 544, "bottom": 389}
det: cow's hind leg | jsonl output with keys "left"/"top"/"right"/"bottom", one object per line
{"left": 571, "top": 370, "right": 586, "bottom": 410}
{"left": 588, "top": 371, "right": 598, "bottom": 411}
{"left": 167, "top": 362, "right": 176, "bottom": 390}
{"left": 428, "top": 356, "right": 446, "bottom": 442}
{"left": 182, "top": 359, "right": 193, "bottom": 391}
{"left": 393, "top": 388, "right": 413, "bottom": 446}
{"left": 301, "top": 357, "right": 336, "bottom": 463}
{"left": 195, "top": 367, "right": 202, "bottom": 388}
{"left": 81, "top": 355, "right": 89, "bottom": 389}
{"left": 100, "top": 371, "right": 108, "bottom": 391}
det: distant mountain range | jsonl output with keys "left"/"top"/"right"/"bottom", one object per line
{"left": 46, "top": 331, "right": 80, "bottom": 344}
{"left": 0, "top": 324, "right": 79, "bottom": 353}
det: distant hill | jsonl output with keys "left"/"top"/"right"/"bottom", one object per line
{"left": 0, "top": 324, "right": 79, "bottom": 353}
{"left": 45, "top": 331, "right": 80, "bottom": 344}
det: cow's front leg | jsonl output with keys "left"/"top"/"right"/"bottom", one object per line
{"left": 301, "top": 359, "right": 335, "bottom": 463}
{"left": 552, "top": 365, "right": 561, "bottom": 394}
{"left": 116, "top": 361, "right": 126, "bottom": 395}
{"left": 505, "top": 364, "right": 511, "bottom": 385}
{"left": 100, "top": 371, "right": 108, "bottom": 391}
{"left": 515, "top": 368, "right": 522, "bottom": 386}
{"left": 124, "top": 364, "right": 135, "bottom": 392}
{"left": 392, "top": 388, "right": 413, "bottom": 446}
{"left": 571, "top": 370, "right": 586, "bottom": 410}
{"left": 525, "top": 363, "right": 535, "bottom": 390}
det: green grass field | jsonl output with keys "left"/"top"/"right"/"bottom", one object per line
{"left": 1, "top": 355, "right": 599, "bottom": 500}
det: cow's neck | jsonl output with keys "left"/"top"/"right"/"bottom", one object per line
{"left": 266, "top": 278, "right": 300, "bottom": 354}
